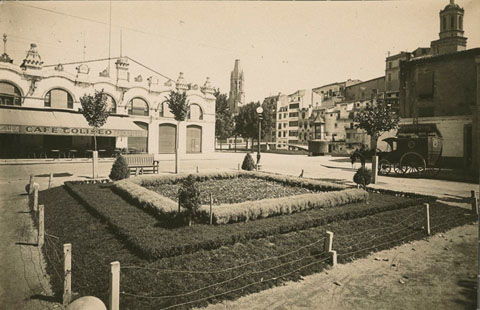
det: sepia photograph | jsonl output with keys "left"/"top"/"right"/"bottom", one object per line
{"left": 0, "top": 0, "right": 479, "bottom": 309}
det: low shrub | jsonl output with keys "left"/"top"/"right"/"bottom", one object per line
{"left": 206, "top": 188, "right": 368, "bottom": 224}
{"left": 109, "top": 155, "right": 130, "bottom": 181}
{"left": 354, "top": 167, "right": 371, "bottom": 189}
{"left": 241, "top": 153, "right": 256, "bottom": 171}
{"left": 179, "top": 175, "right": 201, "bottom": 226}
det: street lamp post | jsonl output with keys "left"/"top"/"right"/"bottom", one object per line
{"left": 256, "top": 106, "right": 264, "bottom": 170}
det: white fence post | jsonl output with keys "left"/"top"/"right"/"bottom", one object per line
{"left": 29, "top": 174, "right": 35, "bottom": 194}
{"left": 424, "top": 203, "right": 430, "bottom": 235}
{"left": 209, "top": 193, "right": 213, "bottom": 225}
{"left": 33, "top": 183, "right": 39, "bottom": 213}
{"left": 38, "top": 204, "right": 44, "bottom": 247}
{"left": 63, "top": 243, "right": 72, "bottom": 306}
{"left": 324, "top": 231, "right": 337, "bottom": 267}
{"left": 48, "top": 172, "right": 53, "bottom": 189}
{"left": 109, "top": 261, "right": 120, "bottom": 310}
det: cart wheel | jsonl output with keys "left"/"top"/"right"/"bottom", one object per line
{"left": 400, "top": 152, "right": 426, "bottom": 175}
{"left": 378, "top": 159, "right": 391, "bottom": 175}
{"left": 393, "top": 163, "right": 403, "bottom": 175}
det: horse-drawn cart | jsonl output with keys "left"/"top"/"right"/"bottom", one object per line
{"left": 377, "top": 124, "right": 443, "bottom": 176}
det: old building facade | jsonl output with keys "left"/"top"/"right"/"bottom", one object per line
{"left": 0, "top": 42, "right": 216, "bottom": 159}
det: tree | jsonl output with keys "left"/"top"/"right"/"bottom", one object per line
{"left": 354, "top": 103, "right": 400, "bottom": 155}
{"left": 165, "top": 90, "right": 189, "bottom": 174}
{"left": 214, "top": 91, "right": 234, "bottom": 147}
{"left": 178, "top": 175, "right": 201, "bottom": 226}
{"left": 79, "top": 90, "right": 109, "bottom": 151}
{"left": 234, "top": 102, "right": 274, "bottom": 151}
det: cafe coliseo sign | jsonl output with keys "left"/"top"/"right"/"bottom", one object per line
{"left": 0, "top": 124, "right": 147, "bottom": 137}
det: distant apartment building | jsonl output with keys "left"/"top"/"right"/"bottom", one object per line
{"left": 273, "top": 89, "right": 311, "bottom": 149}
{"left": 263, "top": 94, "right": 286, "bottom": 143}
{"left": 298, "top": 107, "right": 314, "bottom": 144}
{"left": 312, "top": 79, "right": 361, "bottom": 108}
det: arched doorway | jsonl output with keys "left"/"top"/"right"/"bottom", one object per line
{"left": 186, "top": 125, "right": 202, "bottom": 153}
{"left": 158, "top": 123, "right": 176, "bottom": 154}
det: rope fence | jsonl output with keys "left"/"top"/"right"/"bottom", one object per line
{"left": 36, "top": 181, "right": 478, "bottom": 310}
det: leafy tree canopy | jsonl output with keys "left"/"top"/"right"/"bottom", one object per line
{"left": 79, "top": 89, "right": 110, "bottom": 151}
{"left": 80, "top": 89, "right": 109, "bottom": 129}
{"left": 234, "top": 102, "right": 274, "bottom": 141}
{"left": 165, "top": 90, "right": 189, "bottom": 122}
{"left": 214, "top": 90, "right": 234, "bottom": 141}
{"left": 354, "top": 104, "right": 400, "bottom": 141}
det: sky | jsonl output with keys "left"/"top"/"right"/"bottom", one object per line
{"left": 1, "top": 0, "right": 479, "bottom": 103}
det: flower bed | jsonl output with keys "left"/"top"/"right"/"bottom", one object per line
{"left": 65, "top": 182, "right": 431, "bottom": 260}
{"left": 113, "top": 171, "right": 366, "bottom": 224}
{"left": 39, "top": 185, "right": 475, "bottom": 310}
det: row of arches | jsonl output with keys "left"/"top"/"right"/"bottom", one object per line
{"left": 0, "top": 81, "right": 204, "bottom": 120}
{"left": 131, "top": 123, "right": 202, "bottom": 154}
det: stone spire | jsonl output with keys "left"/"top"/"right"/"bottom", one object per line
{"left": 21, "top": 43, "right": 44, "bottom": 70}
{"left": 0, "top": 34, "right": 13, "bottom": 63}
{"left": 227, "top": 59, "right": 245, "bottom": 114}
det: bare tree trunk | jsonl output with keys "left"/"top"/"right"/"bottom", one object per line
{"left": 175, "top": 121, "right": 180, "bottom": 174}
{"left": 94, "top": 129, "right": 97, "bottom": 151}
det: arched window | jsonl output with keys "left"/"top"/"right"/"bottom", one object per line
{"left": 128, "top": 97, "right": 149, "bottom": 116}
{"left": 188, "top": 104, "right": 203, "bottom": 120}
{"left": 44, "top": 89, "right": 73, "bottom": 109}
{"left": 105, "top": 94, "right": 117, "bottom": 114}
{"left": 0, "top": 81, "right": 22, "bottom": 106}
{"left": 186, "top": 125, "right": 202, "bottom": 153}
{"left": 450, "top": 16, "right": 454, "bottom": 28}
{"left": 442, "top": 16, "right": 446, "bottom": 30}
{"left": 459, "top": 16, "right": 463, "bottom": 30}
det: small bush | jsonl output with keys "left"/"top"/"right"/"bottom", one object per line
{"left": 354, "top": 167, "right": 371, "bottom": 190}
{"left": 109, "top": 155, "right": 130, "bottom": 181}
{"left": 178, "top": 175, "right": 201, "bottom": 226}
{"left": 241, "top": 153, "right": 256, "bottom": 171}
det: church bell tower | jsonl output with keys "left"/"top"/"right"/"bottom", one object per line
{"left": 227, "top": 59, "right": 245, "bottom": 114}
{"left": 430, "top": 0, "right": 467, "bottom": 56}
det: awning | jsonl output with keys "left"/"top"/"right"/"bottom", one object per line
{"left": 0, "top": 109, "right": 147, "bottom": 137}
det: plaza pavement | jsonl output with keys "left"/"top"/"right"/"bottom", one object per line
{"left": 0, "top": 151, "right": 478, "bottom": 309}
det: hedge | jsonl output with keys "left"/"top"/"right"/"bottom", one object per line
{"left": 113, "top": 171, "right": 353, "bottom": 223}
{"left": 206, "top": 188, "right": 368, "bottom": 224}
{"left": 64, "top": 182, "right": 433, "bottom": 260}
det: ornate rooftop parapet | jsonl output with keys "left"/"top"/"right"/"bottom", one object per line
{"left": 176, "top": 72, "right": 189, "bottom": 92}
{"left": 201, "top": 77, "right": 215, "bottom": 95}
{"left": 20, "top": 43, "right": 44, "bottom": 70}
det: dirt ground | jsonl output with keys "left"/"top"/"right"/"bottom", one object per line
{"left": 201, "top": 221, "right": 478, "bottom": 310}
{"left": 0, "top": 154, "right": 478, "bottom": 309}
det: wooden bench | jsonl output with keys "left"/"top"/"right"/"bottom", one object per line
{"left": 123, "top": 154, "right": 159, "bottom": 176}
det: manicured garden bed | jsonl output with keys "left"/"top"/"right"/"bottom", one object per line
{"left": 65, "top": 182, "right": 431, "bottom": 260}
{"left": 145, "top": 177, "right": 318, "bottom": 205}
{"left": 113, "top": 172, "right": 369, "bottom": 224}
{"left": 39, "top": 185, "right": 475, "bottom": 310}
